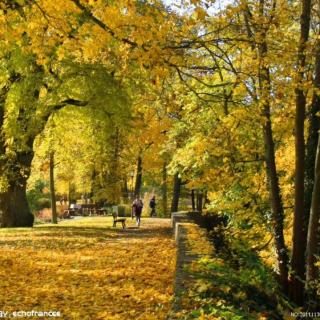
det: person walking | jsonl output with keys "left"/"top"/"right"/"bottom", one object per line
{"left": 132, "top": 196, "right": 143, "bottom": 227}
{"left": 149, "top": 195, "right": 156, "bottom": 217}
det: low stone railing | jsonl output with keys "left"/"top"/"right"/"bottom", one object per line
{"left": 170, "top": 211, "right": 215, "bottom": 319}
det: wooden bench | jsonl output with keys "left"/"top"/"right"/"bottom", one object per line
{"left": 112, "top": 212, "right": 126, "bottom": 229}
{"left": 96, "top": 208, "right": 107, "bottom": 216}
{"left": 63, "top": 208, "right": 78, "bottom": 218}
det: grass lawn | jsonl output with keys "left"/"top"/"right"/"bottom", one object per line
{"left": 0, "top": 217, "right": 176, "bottom": 320}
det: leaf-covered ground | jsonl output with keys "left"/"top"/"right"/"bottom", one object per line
{"left": 0, "top": 217, "right": 176, "bottom": 319}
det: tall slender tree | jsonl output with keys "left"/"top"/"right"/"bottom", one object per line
{"left": 291, "top": 0, "right": 312, "bottom": 305}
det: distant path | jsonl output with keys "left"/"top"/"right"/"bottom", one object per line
{"left": 0, "top": 217, "right": 176, "bottom": 320}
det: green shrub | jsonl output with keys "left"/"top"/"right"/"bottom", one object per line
{"left": 36, "top": 198, "right": 51, "bottom": 210}
{"left": 27, "top": 180, "right": 51, "bottom": 213}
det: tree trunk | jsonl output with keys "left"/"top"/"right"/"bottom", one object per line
{"left": 306, "top": 132, "right": 320, "bottom": 286}
{"left": 49, "top": 151, "right": 57, "bottom": 224}
{"left": 191, "top": 189, "right": 195, "bottom": 211}
{"left": 0, "top": 182, "right": 34, "bottom": 227}
{"left": 0, "top": 151, "right": 34, "bottom": 227}
{"left": 261, "top": 88, "right": 289, "bottom": 294}
{"left": 305, "top": 35, "right": 320, "bottom": 309}
{"left": 171, "top": 172, "right": 181, "bottom": 213}
{"left": 134, "top": 155, "right": 142, "bottom": 197}
{"left": 305, "top": 40, "right": 320, "bottom": 224}
{"left": 162, "top": 162, "right": 168, "bottom": 217}
{"left": 90, "top": 166, "right": 98, "bottom": 200}
{"left": 0, "top": 87, "right": 33, "bottom": 227}
{"left": 203, "top": 191, "right": 208, "bottom": 209}
{"left": 196, "top": 190, "right": 203, "bottom": 213}
{"left": 291, "top": 0, "right": 312, "bottom": 305}
{"left": 110, "top": 128, "right": 121, "bottom": 203}
{"left": 243, "top": 2, "right": 289, "bottom": 293}
{"left": 258, "top": 42, "right": 289, "bottom": 294}
{"left": 304, "top": 55, "right": 320, "bottom": 240}
{"left": 68, "top": 181, "right": 71, "bottom": 207}
{"left": 123, "top": 176, "right": 129, "bottom": 202}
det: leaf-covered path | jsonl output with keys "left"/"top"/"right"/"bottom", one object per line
{"left": 0, "top": 217, "right": 176, "bottom": 320}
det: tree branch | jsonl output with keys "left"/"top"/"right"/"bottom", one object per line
{"left": 70, "top": 0, "right": 139, "bottom": 48}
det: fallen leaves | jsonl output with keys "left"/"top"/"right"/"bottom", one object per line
{"left": 0, "top": 217, "right": 176, "bottom": 319}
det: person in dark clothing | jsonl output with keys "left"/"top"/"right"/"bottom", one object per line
{"left": 149, "top": 196, "right": 156, "bottom": 217}
{"left": 132, "top": 196, "right": 143, "bottom": 227}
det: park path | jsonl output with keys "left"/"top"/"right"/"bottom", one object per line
{"left": 0, "top": 217, "right": 176, "bottom": 320}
